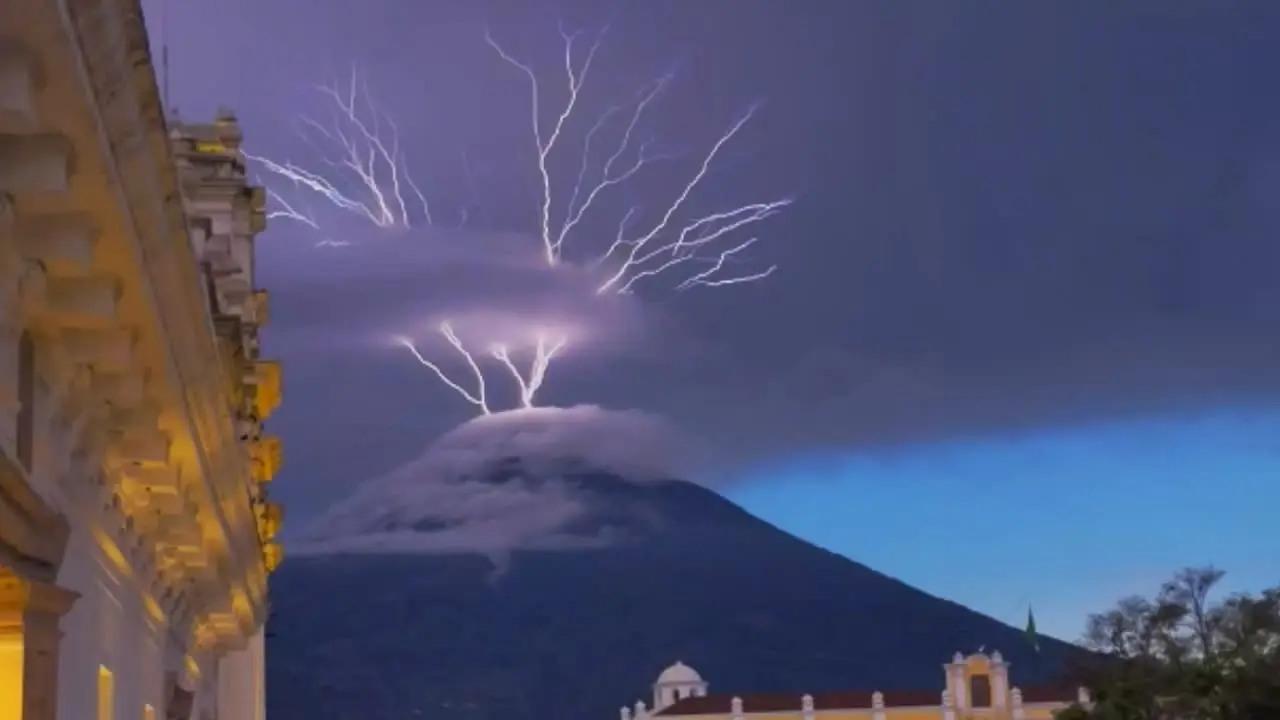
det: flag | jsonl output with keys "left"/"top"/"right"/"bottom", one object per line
{"left": 1025, "top": 607, "right": 1041, "bottom": 653}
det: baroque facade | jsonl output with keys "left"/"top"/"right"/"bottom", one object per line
{"left": 0, "top": 0, "right": 283, "bottom": 718}
{"left": 629, "top": 656, "right": 1086, "bottom": 720}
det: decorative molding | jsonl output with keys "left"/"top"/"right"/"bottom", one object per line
{"left": 57, "top": 0, "right": 268, "bottom": 634}
{"left": 0, "top": 446, "right": 70, "bottom": 583}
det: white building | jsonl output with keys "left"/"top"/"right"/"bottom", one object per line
{"left": 0, "top": 0, "right": 283, "bottom": 718}
{"left": 623, "top": 658, "right": 1084, "bottom": 720}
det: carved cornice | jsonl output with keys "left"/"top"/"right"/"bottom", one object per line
{"left": 55, "top": 0, "right": 268, "bottom": 628}
{"left": 0, "top": 448, "right": 70, "bottom": 584}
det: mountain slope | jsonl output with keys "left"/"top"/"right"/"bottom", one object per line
{"left": 266, "top": 465, "right": 1078, "bottom": 720}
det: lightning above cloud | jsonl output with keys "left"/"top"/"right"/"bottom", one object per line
{"left": 246, "top": 68, "right": 432, "bottom": 231}
{"left": 484, "top": 23, "right": 792, "bottom": 295}
{"left": 246, "top": 70, "right": 571, "bottom": 413}
{"left": 250, "top": 19, "right": 790, "bottom": 416}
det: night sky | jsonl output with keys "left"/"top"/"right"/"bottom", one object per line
{"left": 147, "top": 0, "right": 1280, "bottom": 638}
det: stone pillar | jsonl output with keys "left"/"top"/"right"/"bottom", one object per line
{"left": 990, "top": 650, "right": 1009, "bottom": 709}
{"left": 0, "top": 572, "right": 79, "bottom": 720}
{"left": 945, "top": 652, "right": 967, "bottom": 710}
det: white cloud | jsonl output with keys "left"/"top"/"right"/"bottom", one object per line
{"left": 294, "top": 405, "right": 687, "bottom": 560}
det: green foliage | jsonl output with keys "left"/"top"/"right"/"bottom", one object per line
{"left": 1060, "top": 567, "right": 1280, "bottom": 720}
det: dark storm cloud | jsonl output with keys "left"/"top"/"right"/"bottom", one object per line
{"left": 149, "top": 0, "right": 1280, "bottom": 516}
{"left": 266, "top": 227, "right": 647, "bottom": 358}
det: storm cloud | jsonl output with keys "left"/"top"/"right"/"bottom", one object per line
{"left": 153, "top": 0, "right": 1280, "bottom": 519}
{"left": 267, "top": 226, "right": 650, "bottom": 359}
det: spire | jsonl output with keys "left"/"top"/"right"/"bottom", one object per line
{"left": 1024, "top": 606, "right": 1040, "bottom": 653}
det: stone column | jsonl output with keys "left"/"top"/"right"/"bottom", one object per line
{"left": 0, "top": 572, "right": 79, "bottom": 720}
{"left": 990, "top": 651, "right": 1009, "bottom": 709}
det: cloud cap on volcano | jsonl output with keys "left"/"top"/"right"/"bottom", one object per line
{"left": 296, "top": 405, "right": 688, "bottom": 556}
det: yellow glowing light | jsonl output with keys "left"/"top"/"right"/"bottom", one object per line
{"left": 98, "top": 666, "right": 114, "bottom": 720}
{"left": 143, "top": 593, "right": 165, "bottom": 625}
{"left": 263, "top": 542, "right": 284, "bottom": 573}
{"left": 0, "top": 633, "right": 24, "bottom": 720}
{"left": 252, "top": 361, "right": 283, "bottom": 420}
{"left": 249, "top": 436, "right": 283, "bottom": 484}
{"left": 194, "top": 141, "right": 227, "bottom": 154}
{"left": 92, "top": 527, "right": 132, "bottom": 578}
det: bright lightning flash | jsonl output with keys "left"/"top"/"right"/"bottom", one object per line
{"left": 396, "top": 323, "right": 568, "bottom": 416}
{"left": 485, "top": 24, "right": 793, "bottom": 295}
{"left": 246, "top": 67, "right": 433, "bottom": 233}
{"left": 249, "top": 70, "right": 567, "bottom": 414}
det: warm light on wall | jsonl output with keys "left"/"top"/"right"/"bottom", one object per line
{"left": 98, "top": 665, "right": 115, "bottom": 720}
{"left": 143, "top": 704, "right": 156, "bottom": 720}
{"left": 0, "top": 634, "right": 24, "bottom": 720}
{"left": 93, "top": 526, "right": 133, "bottom": 578}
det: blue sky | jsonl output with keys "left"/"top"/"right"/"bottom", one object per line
{"left": 729, "top": 409, "right": 1280, "bottom": 642}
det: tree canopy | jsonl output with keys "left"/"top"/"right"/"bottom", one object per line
{"left": 1056, "top": 567, "right": 1280, "bottom": 720}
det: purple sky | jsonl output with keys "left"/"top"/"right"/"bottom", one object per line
{"left": 146, "top": 0, "right": 1280, "bottom": 637}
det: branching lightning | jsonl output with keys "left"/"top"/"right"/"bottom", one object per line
{"left": 251, "top": 22, "right": 790, "bottom": 416}
{"left": 485, "top": 24, "right": 792, "bottom": 295}
{"left": 246, "top": 68, "right": 432, "bottom": 233}
{"left": 248, "top": 71, "right": 570, "bottom": 413}
{"left": 492, "top": 332, "right": 568, "bottom": 409}
{"left": 396, "top": 324, "right": 567, "bottom": 416}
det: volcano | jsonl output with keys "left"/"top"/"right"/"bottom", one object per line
{"left": 266, "top": 409, "right": 1079, "bottom": 720}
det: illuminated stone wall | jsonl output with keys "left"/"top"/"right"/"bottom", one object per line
{"left": 0, "top": 0, "right": 278, "bottom": 717}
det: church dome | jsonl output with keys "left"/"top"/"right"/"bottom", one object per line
{"left": 657, "top": 661, "right": 703, "bottom": 685}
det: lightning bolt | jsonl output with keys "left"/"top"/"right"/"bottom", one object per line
{"left": 396, "top": 323, "right": 491, "bottom": 415}
{"left": 249, "top": 69, "right": 567, "bottom": 415}
{"left": 396, "top": 324, "right": 568, "bottom": 414}
{"left": 486, "top": 26, "right": 792, "bottom": 293}
{"left": 245, "top": 67, "right": 432, "bottom": 232}
{"left": 491, "top": 331, "right": 568, "bottom": 409}
{"left": 251, "top": 18, "right": 792, "bottom": 416}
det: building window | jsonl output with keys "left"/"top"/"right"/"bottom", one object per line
{"left": 16, "top": 330, "right": 34, "bottom": 471}
{"left": 98, "top": 666, "right": 115, "bottom": 720}
{"left": 143, "top": 704, "right": 156, "bottom": 720}
{"left": 969, "top": 672, "right": 992, "bottom": 708}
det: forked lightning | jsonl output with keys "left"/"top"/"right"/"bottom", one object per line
{"left": 485, "top": 24, "right": 792, "bottom": 294}
{"left": 251, "top": 22, "right": 790, "bottom": 414}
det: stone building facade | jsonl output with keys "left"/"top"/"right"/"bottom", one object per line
{"left": 0, "top": 0, "right": 283, "bottom": 717}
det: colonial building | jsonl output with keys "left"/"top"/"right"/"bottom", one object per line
{"left": 626, "top": 656, "right": 1087, "bottom": 720}
{"left": 0, "top": 0, "right": 283, "bottom": 718}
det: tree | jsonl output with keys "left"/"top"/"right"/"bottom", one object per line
{"left": 1057, "top": 567, "right": 1280, "bottom": 720}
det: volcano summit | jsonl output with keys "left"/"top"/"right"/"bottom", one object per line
{"left": 269, "top": 408, "right": 1078, "bottom": 720}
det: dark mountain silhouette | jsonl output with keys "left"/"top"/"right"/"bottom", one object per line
{"left": 266, "top": 460, "right": 1079, "bottom": 720}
